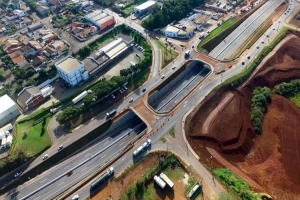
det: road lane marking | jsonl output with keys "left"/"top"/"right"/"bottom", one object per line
{"left": 104, "top": 141, "right": 108, "bottom": 145}
{"left": 58, "top": 182, "right": 64, "bottom": 186}
{"left": 33, "top": 196, "right": 40, "bottom": 200}
{"left": 119, "top": 142, "right": 124, "bottom": 147}
{"left": 64, "top": 166, "right": 69, "bottom": 169}
{"left": 101, "top": 154, "right": 106, "bottom": 158}
{"left": 40, "top": 179, "right": 47, "bottom": 183}
{"left": 85, "top": 153, "right": 90, "bottom": 157}
{"left": 81, "top": 167, "right": 87, "bottom": 172}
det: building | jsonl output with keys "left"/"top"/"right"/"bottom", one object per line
{"left": 84, "top": 10, "right": 116, "bottom": 31}
{"left": 36, "top": 4, "right": 50, "bottom": 17}
{"left": 134, "top": 0, "right": 156, "bottom": 16}
{"left": 55, "top": 55, "right": 89, "bottom": 86}
{"left": 12, "top": 9, "right": 25, "bottom": 17}
{"left": 28, "top": 22, "right": 43, "bottom": 32}
{"left": 162, "top": 24, "right": 196, "bottom": 38}
{"left": 0, "top": 95, "right": 20, "bottom": 127}
{"left": 100, "top": 38, "right": 129, "bottom": 59}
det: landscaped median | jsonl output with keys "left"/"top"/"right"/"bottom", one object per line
{"left": 0, "top": 119, "right": 112, "bottom": 195}
{"left": 154, "top": 40, "right": 179, "bottom": 69}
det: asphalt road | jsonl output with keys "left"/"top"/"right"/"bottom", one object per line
{"left": 209, "top": 0, "right": 284, "bottom": 60}
{"left": 1, "top": 119, "right": 146, "bottom": 200}
{"left": 150, "top": 64, "right": 211, "bottom": 112}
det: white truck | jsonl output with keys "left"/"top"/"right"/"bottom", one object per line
{"left": 90, "top": 167, "right": 114, "bottom": 191}
{"left": 6, "top": 135, "right": 13, "bottom": 148}
{"left": 72, "top": 90, "right": 92, "bottom": 104}
{"left": 154, "top": 175, "right": 166, "bottom": 189}
{"left": 160, "top": 172, "right": 174, "bottom": 188}
{"left": 1, "top": 137, "right": 7, "bottom": 149}
{"left": 133, "top": 139, "right": 151, "bottom": 156}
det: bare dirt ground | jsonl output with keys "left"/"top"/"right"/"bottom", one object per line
{"left": 90, "top": 153, "right": 201, "bottom": 200}
{"left": 187, "top": 33, "right": 300, "bottom": 199}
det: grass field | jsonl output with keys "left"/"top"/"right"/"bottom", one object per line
{"left": 155, "top": 40, "right": 179, "bottom": 69}
{"left": 289, "top": 94, "right": 300, "bottom": 108}
{"left": 14, "top": 118, "right": 51, "bottom": 158}
{"left": 197, "top": 19, "right": 236, "bottom": 52}
{"left": 169, "top": 127, "right": 175, "bottom": 138}
{"left": 121, "top": 0, "right": 147, "bottom": 15}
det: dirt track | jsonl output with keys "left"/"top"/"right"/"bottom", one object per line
{"left": 187, "top": 33, "right": 300, "bottom": 199}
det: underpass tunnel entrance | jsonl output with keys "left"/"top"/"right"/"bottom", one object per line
{"left": 147, "top": 60, "right": 212, "bottom": 113}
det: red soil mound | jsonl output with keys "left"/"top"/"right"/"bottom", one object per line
{"left": 187, "top": 34, "right": 300, "bottom": 199}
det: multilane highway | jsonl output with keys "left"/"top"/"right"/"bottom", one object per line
{"left": 2, "top": 118, "right": 146, "bottom": 200}
{"left": 209, "top": 0, "right": 284, "bottom": 59}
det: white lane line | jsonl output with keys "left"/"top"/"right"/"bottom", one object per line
{"left": 81, "top": 167, "right": 87, "bottom": 172}
{"left": 101, "top": 154, "right": 106, "bottom": 158}
{"left": 119, "top": 142, "right": 124, "bottom": 147}
{"left": 64, "top": 166, "right": 69, "bottom": 169}
{"left": 58, "top": 182, "right": 64, "bottom": 186}
{"left": 85, "top": 153, "right": 90, "bottom": 157}
{"left": 33, "top": 196, "right": 40, "bottom": 200}
{"left": 104, "top": 141, "right": 108, "bottom": 145}
{"left": 40, "top": 179, "right": 47, "bottom": 183}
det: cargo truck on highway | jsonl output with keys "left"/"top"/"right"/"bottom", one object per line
{"left": 1, "top": 137, "right": 7, "bottom": 149}
{"left": 154, "top": 175, "right": 166, "bottom": 189}
{"left": 133, "top": 139, "right": 151, "bottom": 156}
{"left": 160, "top": 172, "right": 174, "bottom": 188}
{"left": 106, "top": 109, "right": 116, "bottom": 119}
{"left": 90, "top": 167, "right": 114, "bottom": 191}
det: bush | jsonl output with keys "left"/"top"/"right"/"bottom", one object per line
{"left": 273, "top": 78, "right": 300, "bottom": 97}
{"left": 250, "top": 87, "right": 271, "bottom": 134}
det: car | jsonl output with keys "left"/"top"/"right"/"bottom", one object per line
{"left": 172, "top": 65, "right": 176, "bottom": 70}
{"left": 14, "top": 171, "right": 22, "bottom": 178}
{"left": 123, "top": 85, "right": 128, "bottom": 90}
{"left": 58, "top": 145, "right": 63, "bottom": 151}
{"left": 129, "top": 98, "right": 133, "bottom": 103}
{"left": 119, "top": 89, "right": 123, "bottom": 94}
{"left": 118, "top": 14, "right": 122, "bottom": 17}
{"left": 111, "top": 94, "right": 115, "bottom": 99}
{"left": 72, "top": 195, "right": 79, "bottom": 200}
{"left": 161, "top": 75, "right": 165, "bottom": 79}
{"left": 43, "top": 154, "right": 49, "bottom": 160}
{"left": 142, "top": 88, "right": 146, "bottom": 92}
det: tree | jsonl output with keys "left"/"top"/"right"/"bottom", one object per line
{"left": 0, "top": 69, "right": 6, "bottom": 81}
{"left": 39, "top": 69, "right": 47, "bottom": 78}
{"left": 120, "top": 69, "right": 129, "bottom": 77}
{"left": 16, "top": 79, "right": 23, "bottom": 86}
{"left": 27, "top": 77, "right": 36, "bottom": 86}
{"left": 78, "top": 46, "right": 92, "bottom": 58}
{"left": 26, "top": 68, "right": 35, "bottom": 78}
{"left": 83, "top": 94, "right": 94, "bottom": 106}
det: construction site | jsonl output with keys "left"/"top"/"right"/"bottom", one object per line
{"left": 186, "top": 33, "right": 300, "bottom": 200}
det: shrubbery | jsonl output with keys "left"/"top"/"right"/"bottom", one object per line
{"left": 250, "top": 87, "right": 271, "bottom": 133}
{"left": 214, "top": 168, "right": 261, "bottom": 200}
{"left": 273, "top": 78, "right": 300, "bottom": 97}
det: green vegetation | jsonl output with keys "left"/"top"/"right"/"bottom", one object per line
{"left": 184, "top": 176, "right": 197, "bottom": 195}
{"left": 142, "top": 0, "right": 203, "bottom": 30}
{"left": 8, "top": 25, "right": 17, "bottom": 35}
{"left": 229, "top": 14, "right": 273, "bottom": 59}
{"left": 250, "top": 87, "right": 271, "bottom": 133}
{"left": 214, "top": 168, "right": 261, "bottom": 200}
{"left": 124, "top": 153, "right": 184, "bottom": 200}
{"left": 53, "top": 14, "right": 67, "bottom": 24}
{"left": 120, "top": 0, "right": 147, "bottom": 15}
{"left": 155, "top": 40, "right": 179, "bottom": 69}
{"left": 15, "top": 118, "right": 51, "bottom": 157}
{"left": 273, "top": 78, "right": 300, "bottom": 108}
{"left": 197, "top": 19, "right": 236, "bottom": 52}
{"left": 215, "top": 192, "right": 236, "bottom": 200}
{"left": 224, "top": 27, "right": 289, "bottom": 88}
{"left": 160, "top": 137, "right": 167, "bottom": 143}
{"left": 0, "top": 120, "right": 112, "bottom": 195}
{"left": 169, "top": 127, "right": 175, "bottom": 138}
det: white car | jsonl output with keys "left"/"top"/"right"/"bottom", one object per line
{"left": 111, "top": 94, "right": 115, "bottom": 99}
{"left": 161, "top": 75, "right": 165, "bottom": 79}
{"left": 172, "top": 65, "right": 176, "bottom": 70}
{"left": 43, "top": 154, "right": 49, "bottom": 160}
{"left": 58, "top": 145, "right": 63, "bottom": 151}
{"left": 72, "top": 195, "right": 79, "bottom": 200}
{"left": 129, "top": 98, "right": 133, "bottom": 103}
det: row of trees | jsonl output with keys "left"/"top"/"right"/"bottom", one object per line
{"left": 142, "top": 0, "right": 204, "bottom": 30}
{"left": 250, "top": 87, "right": 272, "bottom": 134}
{"left": 273, "top": 79, "right": 300, "bottom": 97}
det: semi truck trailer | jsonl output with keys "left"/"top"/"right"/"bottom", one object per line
{"left": 90, "top": 167, "right": 114, "bottom": 191}
{"left": 160, "top": 172, "right": 174, "bottom": 188}
{"left": 154, "top": 175, "right": 166, "bottom": 189}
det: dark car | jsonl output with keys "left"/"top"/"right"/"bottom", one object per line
{"left": 142, "top": 88, "right": 146, "bottom": 92}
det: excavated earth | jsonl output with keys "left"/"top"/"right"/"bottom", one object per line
{"left": 187, "top": 34, "right": 300, "bottom": 200}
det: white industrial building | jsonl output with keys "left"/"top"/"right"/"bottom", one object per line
{"left": 0, "top": 95, "right": 20, "bottom": 127}
{"left": 99, "top": 38, "right": 128, "bottom": 59}
{"left": 162, "top": 24, "right": 196, "bottom": 38}
{"left": 55, "top": 55, "right": 89, "bottom": 86}
{"left": 134, "top": 0, "right": 156, "bottom": 16}
{"left": 84, "top": 10, "right": 116, "bottom": 31}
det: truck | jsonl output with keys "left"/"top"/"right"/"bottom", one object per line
{"left": 184, "top": 50, "right": 191, "bottom": 58}
{"left": 106, "top": 109, "right": 116, "bottom": 119}
{"left": 160, "top": 172, "right": 174, "bottom": 188}
{"left": 187, "top": 183, "right": 202, "bottom": 199}
{"left": 90, "top": 167, "right": 114, "bottom": 191}
{"left": 154, "top": 175, "right": 166, "bottom": 189}
{"left": 1, "top": 137, "right": 7, "bottom": 149}
{"left": 72, "top": 91, "right": 88, "bottom": 104}
{"left": 199, "top": 32, "right": 205, "bottom": 39}
{"left": 133, "top": 139, "right": 151, "bottom": 156}
{"left": 6, "top": 135, "right": 13, "bottom": 148}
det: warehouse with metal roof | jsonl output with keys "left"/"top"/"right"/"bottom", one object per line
{"left": 0, "top": 95, "right": 20, "bottom": 127}
{"left": 84, "top": 10, "right": 116, "bottom": 31}
{"left": 134, "top": 0, "right": 156, "bottom": 16}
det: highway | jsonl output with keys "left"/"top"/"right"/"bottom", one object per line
{"left": 0, "top": 0, "right": 295, "bottom": 198}
{"left": 209, "top": 0, "right": 284, "bottom": 60}
{"left": 149, "top": 63, "right": 211, "bottom": 113}
{"left": 1, "top": 118, "right": 146, "bottom": 200}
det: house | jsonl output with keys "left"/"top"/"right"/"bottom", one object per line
{"left": 72, "top": 27, "right": 84, "bottom": 34}
{"left": 89, "top": 26, "right": 97, "bottom": 35}
{"left": 44, "top": 34, "right": 58, "bottom": 44}
{"left": 23, "top": 17, "right": 32, "bottom": 25}
{"left": 36, "top": 4, "right": 50, "bottom": 17}
{"left": 39, "top": 29, "right": 51, "bottom": 36}
{"left": 65, "top": 22, "right": 84, "bottom": 31}
{"left": 51, "top": 40, "right": 65, "bottom": 51}
{"left": 29, "top": 40, "right": 43, "bottom": 52}
{"left": 8, "top": 0, "right": 21, "bottom": 10}
{"left": 78, "top": 28, "right": 90, "bottom": 38}
{"left": 12, "top": 9, "right": 25, "bottom": 18}
{"left": 43, "top": 46, "right": 57, "bottom": 57}
{"left": 48, "top": 0, "right": 62, "bottom": 6}
{"left": 28, "top": 22, "right": 43, "bottom": 32}
{"left": 17, "top": 60, "right": 30, "bottom": 69}
{"left": 3, "top": 39, "right": 20, "bottom": 54}
{"left": 17, "top": 86, "right": 49, "bottom": 110}
{"left": 9, "top": 51, "right": 25, "bottom": 65}
{"left": 32, "top": 56, "right": 45, "bottom": 66}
